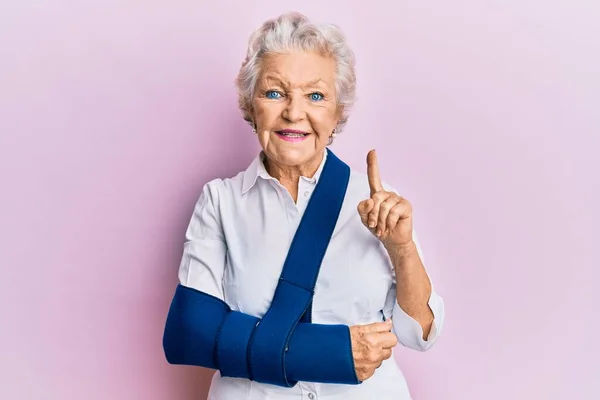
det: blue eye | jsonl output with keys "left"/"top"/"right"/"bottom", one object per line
{"left": 266, "top": 90, "right": 282, "bottom": 99}
{"left": 309, "top": 92, "right": 324, "bottom": 101}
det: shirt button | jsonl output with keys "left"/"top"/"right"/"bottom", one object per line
{"left": 304, "top": 191, "right": 310, "bottom": 197}
{"left": 308, "top": 393, "right": 315, "bottom": 400}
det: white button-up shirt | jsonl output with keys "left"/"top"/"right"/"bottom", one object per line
{"left": 177, "top": 149, "right": 445, "bottom": 400}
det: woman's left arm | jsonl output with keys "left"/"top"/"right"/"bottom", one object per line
{"left": 384, "top": 231, "right": 445, "bottom": 350}
{"left": 358, "top": 150, "right": 445, "bottom": 350}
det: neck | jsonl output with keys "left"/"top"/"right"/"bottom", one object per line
{"left": 264, "top": 150, "right": 325, "bottom": 202}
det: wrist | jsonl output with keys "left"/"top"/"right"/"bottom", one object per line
{"left": 384, "top": 239, "right": 417, "bottom": 257}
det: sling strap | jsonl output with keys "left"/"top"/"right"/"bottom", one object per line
{"left": 245, "top": 148, "right": 350, "bottom": 386}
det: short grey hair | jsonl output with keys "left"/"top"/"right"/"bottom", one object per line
{"left": 235, "top": 12, "right": 357, "bottom": 133}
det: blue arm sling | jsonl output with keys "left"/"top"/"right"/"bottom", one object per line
{"left": 163, "top": 149, "right": 359, "bottom": 387}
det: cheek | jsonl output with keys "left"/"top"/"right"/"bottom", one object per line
{"left": 252, "top": 105, "right": 265, "bottom": 122}
{"left": 254, "top": 104, "right": 280, "bottom": 128}
{"left": 309, "top": 107, "right": 338, "bottom": 133}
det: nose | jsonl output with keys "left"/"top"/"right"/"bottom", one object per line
{"left": 282, "top": 94, "right": 306, "bottom": 123}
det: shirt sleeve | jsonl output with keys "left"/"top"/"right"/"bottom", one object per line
{"left": 177, "top": 180, "right": 227, "bottom": 299}
{"left": 382, "top": 228, "right": 446, "bottom": 352}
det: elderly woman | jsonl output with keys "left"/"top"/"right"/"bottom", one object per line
{"left": 163, "top": 12, "right": 445, "bottom": 400}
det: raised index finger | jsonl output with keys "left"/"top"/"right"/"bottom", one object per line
{"left": 367, "top": 149, "right": 383, "bottom": 196}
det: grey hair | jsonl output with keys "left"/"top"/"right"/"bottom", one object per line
{"left": 235, "top": 12, "right": 357, "bottom": 133}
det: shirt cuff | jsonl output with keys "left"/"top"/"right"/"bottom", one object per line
{"left": 391, "top": 290, "right": 445, "bottom": 352}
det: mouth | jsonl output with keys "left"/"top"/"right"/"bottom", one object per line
{"left": 275, "top": 129, "right": 310, "bottom": 142}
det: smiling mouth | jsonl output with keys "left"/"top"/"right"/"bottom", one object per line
{"left": 275, "top": 129, "right": 309, "bottom": 138}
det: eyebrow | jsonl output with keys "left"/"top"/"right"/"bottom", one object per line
{"left": 261, "top": 75, "right": 326, "bottom": 89}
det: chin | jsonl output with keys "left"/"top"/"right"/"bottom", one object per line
{"left": 271, "top": 147, "right": 317, "bottom": 166}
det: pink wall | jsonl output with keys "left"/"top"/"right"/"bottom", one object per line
{"left": 1, "top": 1, "right": 598, "bottom": 399}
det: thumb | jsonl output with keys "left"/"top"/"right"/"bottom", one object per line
{"left": 364, "top": 319, "right": 393, "bottom": 334}
{"left": 357, "top": 198, "right": 374, "bottom": 226}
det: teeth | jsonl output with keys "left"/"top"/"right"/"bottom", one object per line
{"left": 280, "top": 133, "right": 306, "bottom": 137}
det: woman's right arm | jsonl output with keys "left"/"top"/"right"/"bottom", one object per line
{"left": 163, "top": 181, "right": 373, "bottom": 387}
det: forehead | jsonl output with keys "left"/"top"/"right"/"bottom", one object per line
{"left": 259, "top": 51, "right": 336, "bottom": 87}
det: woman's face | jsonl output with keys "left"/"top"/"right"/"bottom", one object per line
{"left": 251, "top": 51, "right": 341, "bottom": 170}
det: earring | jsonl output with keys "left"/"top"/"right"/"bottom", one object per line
{"left": 252, "top": 123, "right": 257, "bottom": 134}
{"left": 328, "top": 129, "right": 337, "bottom": 145}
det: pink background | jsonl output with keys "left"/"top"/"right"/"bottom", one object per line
{"left": 1, "top": 1, "right": 598, "bottom": 399}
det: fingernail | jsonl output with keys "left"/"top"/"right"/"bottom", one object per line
{"left": 369, "top": 221, "right": 376, "bottom": 228}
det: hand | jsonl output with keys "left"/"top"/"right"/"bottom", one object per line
{"left": 349, "top": 320, "right": 398, "bottom": 381}
{"left": 357, "top": 149, "right": 414, "bottom": 249}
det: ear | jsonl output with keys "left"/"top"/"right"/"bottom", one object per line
{"left": 245, "top": 106, "right": 256, "bottom": 127}
{"left": 334, "top": 105, "right": 344, "bottom": 126}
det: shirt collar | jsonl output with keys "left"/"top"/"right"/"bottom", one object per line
{"left": 241, "top": 148, "right": 328, "bottom": 194}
